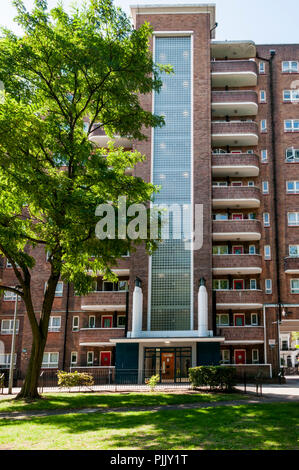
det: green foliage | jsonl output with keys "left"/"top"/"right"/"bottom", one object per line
{"left": 57, "top": 370, "right": 94, "bottom": 389}
{"left": 146, "top": 374, "right": 160, "bottom": 392}
{"left": 189, "top": 366, "right": 237, "bottom": 391}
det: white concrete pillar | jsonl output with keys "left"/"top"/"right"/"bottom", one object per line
{"left": 131, "top": 278, "right": 143, "bottom": 338}
{"left": 198, "top": 278, "right": 209, "bottom": 337}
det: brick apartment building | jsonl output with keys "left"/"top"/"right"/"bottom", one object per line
{"left": 1, "top": 3, "right": 299, "bottom": 383}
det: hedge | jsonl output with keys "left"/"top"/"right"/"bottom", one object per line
{"left": 57, "top": 370, "right": 94, "bottom": 389}
{"left": 189, "top": 366, "right": 237, "bottom": 391}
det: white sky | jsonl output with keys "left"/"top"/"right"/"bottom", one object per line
{"left": 1, "top": 0, "right": 299, "bottom": 44}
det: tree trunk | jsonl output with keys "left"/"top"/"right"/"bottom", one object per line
{"left": 16, "top": 333, "right": 46, "bottom": 400}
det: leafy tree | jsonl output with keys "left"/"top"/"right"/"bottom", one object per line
{"left": 0, "top": 0, "right": 169, "bottom": 398}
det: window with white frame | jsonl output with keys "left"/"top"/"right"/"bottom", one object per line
{"left": 247, "top": 150, "right": 254, "bottom": 154}
{"left": 288, "top": 212, "right": 299, "bottom": 226}
{"left": 216, "top": 314, "right": 229, "bottom": 327}
{"left": 44, "top": 281, "right": 63, "bottom": 297}
{"left": 221, "top": 350, "right": 230, "bottom": 364}
{"left": 262, "top": 181, "right": 269, "bottom": 194}
{"left": 87, "top": 351, "right": 94, "bottom": 365}
{"left": 250, "top": 279, "right": 257, "bottom": 290}
{"left": 212, "top": 245, "right": 229, "bottom": 255}
{"left": 213, "top": 181, "right": 228, "bottom": 187}
{"left": 251, "top": 313, "right": 258, "bottom": 326}
{"left": 6, "top": 259, "right": 12, "bottom": 268}
{"left": 48, "top": 316, "right": 61, "bottom": 332}
{"left": 291, "top": 279, "right": 299, "bottom": 294}
{"left": 102, "top": 280, "right": 128, "bottom": 292}
{"left": 286, "top": 148, "right": 299, "bottom": 162}
{"left": 259, "top": 62, "right": 265, "bottom": 74}
{"left": 248, "top": 181, "right": 255, "bottom": 187}
{"left": 0, "top": 353, "right": 16, "bottom": 368}
{"left": 289, "top": 245, "right": 299, "bottom": 257}
{"left": 263, "top": 213, "right": 270, "bottom": 227}
{"left": 212, "top": 279, "right": 229, "bottom": 290}
{"left": 282, "top": 61, "right": 298, "bottom": 73}
{"left": 265, "top": 279, "right": 272, "bottom": 294}
{"left": 261, "top": 120, "right": 267, "bottom": 132}
{"left": 264, "top": 245, "right": 271, "bottom": 260}
{"left": 252, "top": 349, "right": 259, "bottom": 364}
{"left": 260, "top": 90, "right": 266, "bottom": 102}
{"left": 261, "top": 150, "right": 268, "bottom": 162}
{"left": 283, "top": 89, "right": 299, "bottom": 102}
{"left": 287, "top": 181, "right": 299, "bottom": 194}
{"left": 3, "top": 290, "right": 17, "bottom": 301}
{"left": 42, "top": 352, "right": 59, "bottom": 368}
{"left": 72, "top": 316, "right": 79, "bottom": 331}
{"left": 70, "top": 352, "right": 78, "bottom": 366}
{"left": 214, "top": 213, "right": 228, "bottom": 220}
{"left": 284, "top": 120, "right": 299, "bottom": 132}
{"left": 249, "top": 245, "right": 256, "bottom": 255}
{"left": 89, "top": 316, "right": 96, "bottom": 328}
{"left": 1, "top": 319, "right": 19, "bottom": 334}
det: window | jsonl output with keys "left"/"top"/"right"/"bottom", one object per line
{"left": 87, "top": 351, "right": 94, "bottom": 365}
{"left": 287, "top": 181, "right": 299, "bottom": 194}
{"left": 48, "top": 316, "right": 61, "bottom": 332}
{"left": 291, "top": 279, "right": 299, "bottom": 294}
{"left": 212, "top": 149, "right": 226, "bottom": 154}
{"left": 248, "top": 181, "right": 255, "bottom": 187}
{"left": 89, "top": 316, "right": 96, "bottom": 328}
{"left": 117, "top": 315, "right": 126, "bottom": 328}
{"left": 262, "top": 181, "right": 269, "bottom": 194}
{"left": 289, "top": 245, "right": 299, "bottom": 257}
{"left": 259, "top": 62, "right": 265, "bottom": 74}
{"left": 263, "top": 213, "right": 270, "bottom": 227}
{"left": 42, "top": 352, "right": 59, "bottom": 368}
{"left": 261, "top": 120, "right": 267, "bottom": 132}
{"left": 70, "top": 352, "right": 77, "bottom": 366}
{"left": 286, "top": 148, "right": 299, "bottom": 162}
{"left": 6, "top": 260, "right": 12, "bottom": 268}
{"left": 252, "top": 349, "right": 259, "bottom": 364}
{"left": 264, "top": 245, "right": 271, "bottom": 260}
{"left": 265, "top": 279, "right": 272, "bottom": 294}
{"left": 72, "top": 316, "right": 79, "bottom": 331}
{"left": 212, "top": 245, "right": 229, "bottom": 255}
{"left": 216, "top": 314, "right": 229, "bottom": 326}
{"left": 249, "top": 245, "right": 256, "bottom": 255}
{"left": 248, "top": 213, "right": 256, "bottom": 220}
{"left": 214, "top": 213, "right": 228, "bottom": 220}
{"left": 212, "top": 279, "right": 229, "bottom": 290}
{"left": 284, "top": 120, "right": 299, "bottom": 132}
{"left": 283, "top": 90, "right": 299, "bottom": 102}
{"left": 260, "top": 90, "right": 266, "bottom": 102}
{"left": 251, "top": 313, "right": 258, "bottom": 326}
{"left": 221, "top": 350, "right": 230, "bottom": 364}
{"left": 1, "top": 319, "right": 19, "bottom": 334}
{"left": 288, "top": 212, "right": 299, "bottom": 226}
{"left": 250, "top": 279, "right": 257, "bottom": 290}
{"left": 282, "top": 61, "right": 298, "bottom": 73}
{"left": 3, "top": 290, "right": 17, "bottom": 301}
{"left": 261, "top": 150, "right": 268, "bottom": 163}
{"left": 44, "top": 281, "right": 63, "bottom": 297}
{"left": 102, "top": 281, "right": 128, "bottom": 292}
{"left": 213, "top": 181, "right": 228, "bottom": 187}
{"left": 247, "top": 150, "right": 254, "bottom": 154}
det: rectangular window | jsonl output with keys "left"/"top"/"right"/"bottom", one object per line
{"left": 3, "top": 290, "right": 17, "bottom": 301}
{"left": 221, "top": 350, "right": 230, "bottom": 364}
{"left": 259, "top": 62, "right": 265, "bottom": 74}
{"left": 282, "top": 61, "right": 298, "bottom": 73}
{"left": 216, "top": 314, "right": 229, "bottom": 327}
{"left": 287, "top": 181, "right": 299, "bottom": 194}
{"left": 70, "top": 352, "right": 77, "bottom": 366}
{"left": 262, "top": 181, "right": 269, "bottom": 194}
{"left": 117, "top": 315, "right": 126, "bottom": 327}
{"left": 263, "top": 213, "right": 270, "bottom": 227}
{"left": 289, "top": 245, "right": 299, "bottom": 257}
{"left": 87, "top": 351, "right": 94, "bottom": 365}
{"left": 288, "top": 212, "right": 299, "bottom": 226}
{"left": 45, "top": 281, "right": 63, "bottom": 297}
{"left": 252, "top": 349, "right": 259, "bottom": 364}
{"left": 291, "top": 279, "right": 299, "bottom": 294}
{"left": 286, "top": 148, "right": 299, "bottom": 162}
{"left": 213, "top": 181, "right": 228, "bottom": 187}
{"left": 260, "top": 90, "right": 266, "bottom": 102}
{"left": 89, "top": 315, "right": 96, "bottom": 328}
{"left": 1, "top": 319, "right": 19, "bottom": 334}
{"left": 265, "top": 279, "right": 272, "bottom": 294}
{"left": 261, "top": 120, "right": 267, "bottom": 132}
{"left": 42, "top": 352, "right": 59, "bottom": 368}
{"left": 249, "top": 245, "right": 256, "bottom": 255}
{"left": 72, "top": 316, "right": 79, "bottom": 331}
{"left": 264, "top": 245, "right": 271, "bottom": 260}
{"left": 48, "top": 316, "right": 61, "bottom": 332}
{"left": 261, "top": 150, "right": 268, "bottom": 162}
{"left": 212, "top": 245, "right": 229, "bottom": 255}
{"left": 250, "top": 279, "right": 257, "bottom": 290}
{"left": 102, "top": 281, "right": 128, "bottom": 292}
{"left": 248, "top": 213, "right": 256, "bottom": 220}
{"left": 283, "top": 90, "right": 299, "bottom": 102}
{"left": 284, "top": 120, "right": 299, "bottom": 132}
{"left": 212, "top": 279, "right": 229, "bottom": 290}
{"left": 251, "top": 313, "right": 258, "bottom": 326}
{"left": 248, "top": 181, "right": 255, "bottom": 187}
{"left": 214, "top": 213, "right": 228, "bottom": 220}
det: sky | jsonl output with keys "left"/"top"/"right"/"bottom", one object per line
{"left": 1, "top": 0, "right": 299, "bottom": 45}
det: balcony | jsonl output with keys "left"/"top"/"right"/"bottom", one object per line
{"left": 212, "top": 121, "right": 258, "bottom": 146}
{"left": 212, "top": 91, "right": 258, "bottom": 117}
{"left": 89, "top": 126, "right": 132, "bottom": 148}
{"left": 81, "top": 292, "right": 127, "bottom": 312}
{"left": 212, "top": 186, "right": 260, "bottom": 209}
{"left": 213, "top": 254, "right": 262, "bottom": 275}
{"left": 211, "top": 60, "right": 258, "bottom": 87}
{"left": 212, "top": 153, "right": 259, "bottom": 177}
{"left": 213, "top": 220, "right": 261, "bottom": 241}
{"left": 216, "top": 290, "right": 263, "bottom": 310}
{"left": 284, "top": 257, "right": 299, "bottom": 274}
{"left": 217, "top": 326, "right": 264, "bottom": 342}
{"left": 211, "top": 41, "right": 256, "bottom": 60}
{"left": 79, "top": 327, "right": 125, "bottom": 346}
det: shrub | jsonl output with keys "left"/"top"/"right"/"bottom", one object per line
{"left": 146, "top": 374, "right": 160, "bottom": 392}
{"left": 57, "top": 370, "right": 94, "bottom": 389}
{"left": 189, "top": 366, "right": 237, "bottom": 391}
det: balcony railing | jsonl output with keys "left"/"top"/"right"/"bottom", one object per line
{"left": 217, "top": 326, "right": 264, "bottom": 341}
{"left": 212, "top": 91, "right": 258, "bottom": 117}
{"left": 79, "top": 327, "right": 125, "bottom": 345}
{"left": 81, "top": 291, "right": 127, "bottom": 312}
{"left": 284, "top": 257, "right": 299, "bottom": 274}
{"left": 212, "top": 153, "right": 259, "bottom": 177}
{"left": 212, "top": 186, "right": 261, "bottom": 209}
{"left": 216, "top": 289, "right": 264, "bottom": 309}
{"left": 213, "top": 254, "right": 262, "bottom": 274}
{"left": 212, "top": 121, "right": 259, "bottom": 146}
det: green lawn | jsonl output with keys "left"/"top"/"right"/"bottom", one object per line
{"left": 0, "top": 391, "right": 247, "bottom": 413}
{"left": 0, "top": 403, "right": 298, "bottom": 450}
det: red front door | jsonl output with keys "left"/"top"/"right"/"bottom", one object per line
{"left": 233, "top": 279, "right": 244, "bottom": 290}
{"left": 100, "top": 351, "right": 111, "bottom": 366}
{"left": 102, "top": 316, "right": 112, "bottom": 328}
{"left": 235, "top": 350, "right": 246, "bottom": 365}
{"left": 233, "top": 246, "right": 244, "bottom": 255}
{"left": 232, "top": 213, "right": 243, "bottom": 220}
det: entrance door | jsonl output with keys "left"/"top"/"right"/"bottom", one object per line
{"left": 232, "top": 213, "right": 243, "bottom": 220}
{"left": 161, "top": 353, "right": 175, "bottom": 381}
{"left": 233, "top": 246, "right": 244, "bottom": 255}
{"left": 100, "top": 351, "right": 111, "bottom": 366}
{"left": 233, "top": 279, "right": 244, "bottom": 290}
{"left": 235, "top": 350, "right": 246, "bottom": 365}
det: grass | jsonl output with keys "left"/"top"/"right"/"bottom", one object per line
{"left": 0, "top": 391, "right": 247, "bottom": 413}
{"left": 0, "top": 403, "right": 298, "bottom": 450}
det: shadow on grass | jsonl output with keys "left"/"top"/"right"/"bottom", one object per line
{"left": 0, "top": 403, "right": 298, "bottom": 450}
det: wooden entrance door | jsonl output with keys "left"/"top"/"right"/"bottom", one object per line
{"left": 161, "top": 353, "right": 175, "bottom": 381}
